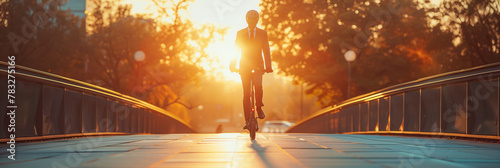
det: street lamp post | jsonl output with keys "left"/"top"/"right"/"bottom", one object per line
{"left": 134, "top": 51, "right": 146, "bottom": 90}
{"left": 344, "top": 50, "right": 356, "bottom": 99}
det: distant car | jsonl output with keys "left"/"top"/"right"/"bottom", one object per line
{"left": 262, "top": 121, "right": 293, "bottom": 133}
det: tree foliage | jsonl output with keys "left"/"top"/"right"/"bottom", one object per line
{"left": 0, "top": 0, "right": 225, "bottom": 122}
{"left": 260, "top": 0, "right": 499, "bottom": 107}
{"left": 429, "top": 0, "right": 500, "bottom": 70}
{"left": 85, "top": 0, "right": 224, "bottom": 122}
{"left": 0, "top": 0, "right": 87, "bottom": 78}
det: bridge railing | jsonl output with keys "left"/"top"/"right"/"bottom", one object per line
{"left": 0, "top": 61, "right": 195, "bottom": 141}
{"left": 287, "top": 63, "right": 500, "bottom": 139}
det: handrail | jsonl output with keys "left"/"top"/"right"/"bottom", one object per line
{"left": 287, "top": 62, "right": 500, "bottom": 139}
{"left": 0, "top": 62, "right": 192, "bottom": 127}
{"left": 0, "top": 61, "right": 195, "bottom": 140}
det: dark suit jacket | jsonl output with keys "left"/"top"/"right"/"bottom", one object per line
{"left": 235, "top": 27, "right": 272, "bottom": 72}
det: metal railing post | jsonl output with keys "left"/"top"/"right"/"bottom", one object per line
{"left": 402, "top": 92, "right": 405, "bottom": 132}
{"left": 466, "top": 81, "right": 469, "bottom": 135}
{"left": 419, "top": 89, "right": 422, "bottom": 132}
{"left": 440, "top": 86, "right": 443, "bottom": 133}
{"left": 388, "top": 96, "right": 392, "bottom": 131}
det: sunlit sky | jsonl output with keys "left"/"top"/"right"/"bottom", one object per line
{"left": 121, "top": 0, "right": 261, "bottom": 82}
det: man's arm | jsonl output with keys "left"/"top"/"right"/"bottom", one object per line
{"left": 235, "top": 30, "right": 242, "bottom": 49}
{"left": 231, "top": 30, "right": 242, "bottom": 72}
{"left": 263, "top": 31, "right": 273, "bottom": 72}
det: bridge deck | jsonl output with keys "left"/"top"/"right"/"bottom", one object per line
{"left": 1, "top": 133, "right": 500, "bottom": 168}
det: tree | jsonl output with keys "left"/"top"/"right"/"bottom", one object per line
{"left": 0, "top": 0, "right": 87, "bottom": 78}
{"left": 260, "top": 0, "right": 459, "bottom": 107}
{"left": 1, "top": 0, "right": 226, "bottom": 123}
{"left": 428, "top": 0, "right": 500, "bottom": 71}
{"left": 86, "top": 0, "right": 225, "bottom": 122}
{"left": 86, "top": 0, "right": 162, "bottom": 93}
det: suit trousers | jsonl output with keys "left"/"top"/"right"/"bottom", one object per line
{"left": 240, "top": 72, "right": 264, "bottom": 123}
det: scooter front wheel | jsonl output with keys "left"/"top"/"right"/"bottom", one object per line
{"left": 249, "top": 118, "right": 256, "bottom": 140}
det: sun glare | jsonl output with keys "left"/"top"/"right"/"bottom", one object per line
{"left": 122, "top": 0, "right": 261, "bottom": 82}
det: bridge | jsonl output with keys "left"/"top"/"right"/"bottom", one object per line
{"left": 1, "top": 62, "right": 500, "bottom": 167}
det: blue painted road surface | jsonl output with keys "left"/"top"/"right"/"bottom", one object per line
{"left": 1, "top": 134, "right": 500, "bottom": 167}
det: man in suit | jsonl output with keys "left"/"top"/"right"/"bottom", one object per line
{"left": 232, "top": 10, "right": 273, "bottom": 130}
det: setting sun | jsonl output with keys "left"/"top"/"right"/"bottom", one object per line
{"left": 122, "top": 0, "right": 261, "bottom": 82}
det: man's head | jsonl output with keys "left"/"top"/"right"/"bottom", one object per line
{"left": 246, "top": 10, "right": 259, "bottom": 29}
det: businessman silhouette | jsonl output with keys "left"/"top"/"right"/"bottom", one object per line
{"left": 232, "top": 10, "right": 273, "bottom": 130}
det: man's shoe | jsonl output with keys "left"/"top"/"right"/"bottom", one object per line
{"left": 243, "top": 122, "right": 249, "bottom": 130}
{"left": 257, "top": 107, "right": 265, "bottom": 119}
